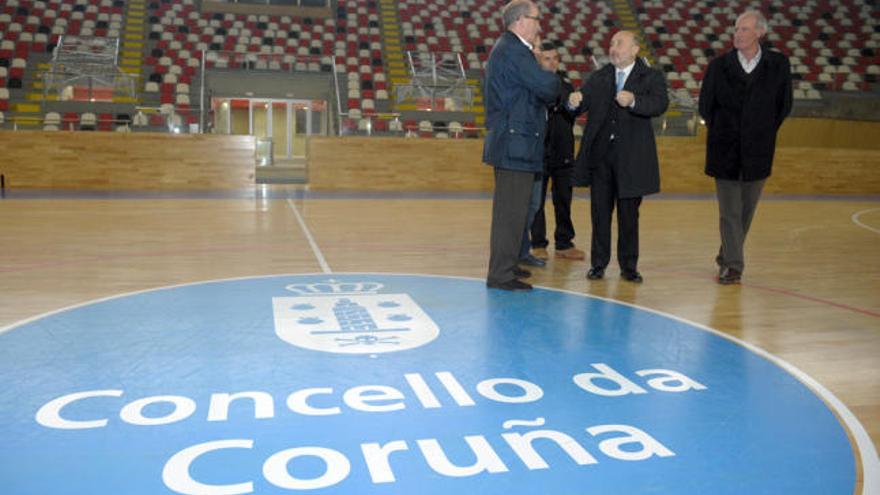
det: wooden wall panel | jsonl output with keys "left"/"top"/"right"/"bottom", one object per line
{"left": 308, "top": 136, "right": 880, "bottom": 194}
{"left": 0, "top": 121, "right": 877, "bottom": 194}
{"left": 307, "top": 136, "right": 493, "bottom": 191}
{"left": 692, "top": 117, "right": 880, "bottom": 149}
{"left": 0, "top": 132, "right": 256, "bottom": 189}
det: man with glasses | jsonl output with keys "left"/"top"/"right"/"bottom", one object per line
{"left": 483, "top": 0, "right": 560, "bottom": 291}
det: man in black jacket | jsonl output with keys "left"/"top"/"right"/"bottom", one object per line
{"left": 569, "top": 31, "right": 668, "bottom": 283}
{"left": 699, "top": 10, "right": 793, "bottom": 285}
{"left": 528, "top": 41, "right": 586, "bottom": 262}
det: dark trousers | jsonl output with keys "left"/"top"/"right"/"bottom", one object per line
{"left": 519, "top": 175, "right": 544, "bottom": 258}
{"left": 488, "top": 168, "right": 536, "bottom": 284}
{"left": 715, "top": 178, "right": 766, "bottom": 273}
{"left": 590, "top": 143, "right": 642, "bottom": 272}
{"left": 530, "top": 165, "right": 576, "bottom": 250}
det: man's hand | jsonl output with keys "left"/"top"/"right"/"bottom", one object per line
{"left": 568, "top": 91, "right": 583, "bottom": 107}
{"left": 615, "top": 90, "right": 635, "bottom": 108}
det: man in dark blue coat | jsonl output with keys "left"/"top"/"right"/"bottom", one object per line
{"left": 699, "top": 10, "right": 793, "bottom": 284}
{"left": 570, "top": 31, "right": 668, "bottom": 283}
{"left": 483, "top": 0, "right": 560, "bottom": 291}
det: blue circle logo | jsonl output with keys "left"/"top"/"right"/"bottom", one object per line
{"left": 0, "top": 274, "right": 865, "bottom": 494}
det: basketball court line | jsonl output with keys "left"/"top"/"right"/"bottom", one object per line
{"left": 852, "top": 207, "right": 880, "bottom": 235}
{"left": 0, "top": 271, "right": 876, "bottom": 494}
{"left": 562, "top": 282, "right": 880, "bottom": 494}
{"left": 1, "top": 195, "right": 874, "bottom": 320}
{"left": 277, "top": 196, "right": 880, "bottom": 321}
{"left": 286, "top": 198, "right": 332, "bottom": 273}
{"left": 648, "top": 266, "right": 880, "bottom": 319}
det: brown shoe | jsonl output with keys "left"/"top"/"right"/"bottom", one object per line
{"left": 718, "top": 267, "right": 742, "bottom": 285}
{"left": 531, "top": 247, "right": 549, "bottom": 260}
{"left": 555, "top": 247, "right": 586, "bottom": 260}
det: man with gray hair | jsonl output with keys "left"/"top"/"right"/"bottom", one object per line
{"left": 699, "top": 10, "right": 792, "bottom": 285}
{"left": 483, "top": 0, "right": 560, "bottom": 291}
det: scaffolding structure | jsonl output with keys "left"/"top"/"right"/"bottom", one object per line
{"left": 395, "top": 51, "right": 474, "bottom": 111}
{"left": 42, "top": 36, "right": 136, "bottom": 101}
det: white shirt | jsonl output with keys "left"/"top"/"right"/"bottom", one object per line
{"left": 738, "top": 46, "right": 762, "bottom": 74}
{"left": 513, "top": 32, "right": 533, "bottom": 51}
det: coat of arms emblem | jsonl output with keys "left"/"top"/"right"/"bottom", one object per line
{"left": 272, "top": 280, "right": 440, "bottom": 354}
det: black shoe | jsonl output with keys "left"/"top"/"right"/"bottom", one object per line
{"left": 513, "top": 266, "right": 531, "bottom": 278}
{"left": 519, "top": 254, "right": 546, "bottom": 267}
{"left": 621, "top": 270, "right": 644, "bottom": 283}
{"left": 586, "top": 267, "right": 605, "bottom": 280}
{"left": 718, "top": 267, "right": 741, "bottom": 285}
{"left": 486, "top": 279, "right": 533, "bottom": 291}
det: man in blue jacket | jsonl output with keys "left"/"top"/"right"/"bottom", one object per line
{"left": 483, "top": 0, "right": 561, "bottom": 291}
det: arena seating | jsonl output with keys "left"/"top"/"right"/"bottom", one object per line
{"left": 397, "top": 0, "right": 619, "bottom": 88}
{"left": 2, "top": 0, "right": 879, "bottom": 134}
{"left": 145, "top": 0, "right": 387, "bottom": 122}
{"left": 0, "top": 0, "right": 126, "bottom": 60}
{"left": 635, "top": 0, "right": 880, "bottom": 99}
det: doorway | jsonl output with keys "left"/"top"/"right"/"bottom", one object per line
{"left": 212, "top": 97, "right": 327, "bottom": 164}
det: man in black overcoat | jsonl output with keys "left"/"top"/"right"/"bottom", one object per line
{"left": 569, "top": 30, "right": 668, "bottom": 283}
{"left": 699, "top": 10, "right": 793, "bottom": 284}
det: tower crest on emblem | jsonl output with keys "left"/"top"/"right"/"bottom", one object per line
{"left": 273, "top": 279, "right": 440, "bottom": 354}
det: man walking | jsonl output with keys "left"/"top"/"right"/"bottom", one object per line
{"left": 699, "top": 10, "right": 793, "bottom": 284}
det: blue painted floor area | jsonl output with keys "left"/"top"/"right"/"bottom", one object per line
{"left": 0, "top": 274, "right": 856, "bottom": 494}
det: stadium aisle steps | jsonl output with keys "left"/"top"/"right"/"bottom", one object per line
{"left": 380, "top": 0, "right": 408, "bottom": 83}
{"left": 120, "top": 0, "right": 147, "bottom": 103}
{"left": 11, "top": 102, "right": 42, "bottom": 128}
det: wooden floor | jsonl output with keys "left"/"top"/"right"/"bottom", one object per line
{"left": 1, "top": 190, "right": 878, "bottom": 489}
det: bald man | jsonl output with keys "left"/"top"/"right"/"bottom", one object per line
{"left": 569, "top": 31, "right": 668, "bottom": 283}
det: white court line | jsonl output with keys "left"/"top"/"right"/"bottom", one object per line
{"left": 852, "top": 208, "right": 880, "bottom": 235}
{"left": 551, "top": 285, "right": 880, "bottom": 495}
{"left": 286, "top": 198, "right": 332, "bottom": 273}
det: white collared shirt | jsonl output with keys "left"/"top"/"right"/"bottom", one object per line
{"left": 738, "top": 46, "right": 762, "bottom": 74}
{"left": 513, "top": 32, "right": 533, "bottom": 51}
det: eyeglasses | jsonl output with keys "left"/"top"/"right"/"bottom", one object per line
{"left": 523, "top": 15, "right": 541, "bottom": 22}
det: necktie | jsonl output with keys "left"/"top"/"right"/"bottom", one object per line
{"left": 616, "top": 70, "right": 625, "bottom": 92}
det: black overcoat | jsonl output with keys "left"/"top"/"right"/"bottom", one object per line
{"left": 572, "top": 58, "right": 668, "bottom": 198}
{"left": 544, "top": 71, "right": 576, "bottom": 170}
{"left": 698, "top": 48, "right": 793, "bottom": 181}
